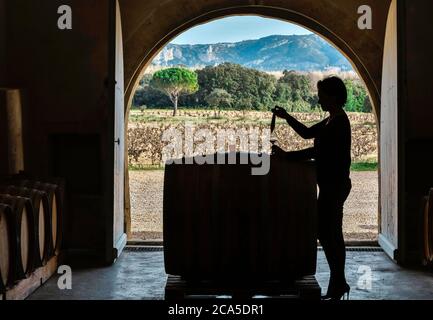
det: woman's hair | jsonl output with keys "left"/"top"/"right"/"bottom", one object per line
{"left": 317, "top": 76, "right": 347, "bottom": 108}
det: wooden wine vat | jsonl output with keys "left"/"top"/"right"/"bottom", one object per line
{"left": 164, "top": 153, "right": 317, "bottom": 281}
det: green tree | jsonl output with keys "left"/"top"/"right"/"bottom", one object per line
{"left": 134, "top": 64, "right": 373, "bottom": 114}
{"left": 205, "top": 89, "right": 232, "bottom": 118}
{"left": 363, "top": 96, "right": 373, "bottom": 113}
{"left": 139, "top": 74, "right": 153, "bottom": 86}
{"left": 132, "top": 84, "right": 171, "bottom": 109}
{"left": 193, "top": 63, "right": 277, "bottom": 111}
{"left": 277, "top": 70, "right": 315, "bottom": 112}
{"left": 344, "top": 79, "right": 370, "bottom": 112}
{"left": 150, "top": 67, "right": 199, "bottom": 116}
{"left": 274, "top": 82, "right": 292, "bottom": 104}
{"left": 132, "top": 85, "right": 146, "bottom": 108}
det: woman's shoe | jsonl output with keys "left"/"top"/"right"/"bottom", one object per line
{"left": 322, "top": 283, "right": 350, "bottom": 301}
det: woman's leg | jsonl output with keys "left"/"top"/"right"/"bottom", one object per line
{"left": 318, "top": 183, "right": 351, "bottom": 292}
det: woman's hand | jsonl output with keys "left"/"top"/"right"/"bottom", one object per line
{"left": 271, "top": 106, "right": 289, "bottom": 120}
{"left": 271, "top": 145, "right": 285, "bottom": 157}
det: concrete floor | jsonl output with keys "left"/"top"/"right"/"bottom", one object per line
{"left": 29, "top": 248, "right": 433, "bottom": 300}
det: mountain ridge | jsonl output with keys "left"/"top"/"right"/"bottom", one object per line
{"left": 152, "top": 34, "right": 352, "bottom": 71}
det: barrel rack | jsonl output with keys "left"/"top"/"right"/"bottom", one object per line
{"left": 0, "top": 256, "right": 59, "bottom": 300}
{"left": 165, "top": 275, "right": 321, "bottom": 300}
{"left": 0, "top": 175, "right": 64, "bottom": 300}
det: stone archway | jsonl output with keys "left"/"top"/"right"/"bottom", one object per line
{"left": 119, "top": 0, "right": 393, "bottom": 247}
{"left": 120, "top": 0, "right": 392, "bottom": 113}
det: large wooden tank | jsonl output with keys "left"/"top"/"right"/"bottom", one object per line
{"left": 163, "top": 152, "right": 317, "bottom": 281}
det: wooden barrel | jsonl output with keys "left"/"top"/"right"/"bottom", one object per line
{"left": 0, "top": 195, "right": 35, "bottom": 281}
{"left": 423, "top": 189, "right": 433, "bottom": 264}
{"left": 0, "top": 185, "right": 50, "bottom": 267}
{"left": 163, "top": 153, "right": 317, "bottom": 281}
{"left": 17, "top": 181, "right": 62, "bottom": 256}
{"left": 0, "top": 204, "right": 14, "bottom": 292}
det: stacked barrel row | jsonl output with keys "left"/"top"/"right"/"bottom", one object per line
{"left": 0, "top": 177, "right": 64, "bottom": 294}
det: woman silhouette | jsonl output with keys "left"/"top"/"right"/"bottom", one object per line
{"left": 271, "top": 76, "right": 352, "bottom": 300}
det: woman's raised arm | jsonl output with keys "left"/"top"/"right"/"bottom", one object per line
{"left": 272, "top": 106, "right": 326, "bottom": 139}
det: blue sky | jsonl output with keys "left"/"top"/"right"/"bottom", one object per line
{"left": 171, "top": 16, "right": 312, "bottom": 45}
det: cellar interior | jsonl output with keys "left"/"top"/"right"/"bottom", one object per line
{"left": 1, "top": 0, "right": 433, "bottom": 300}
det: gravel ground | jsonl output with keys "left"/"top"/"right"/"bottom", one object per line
{"left": 130, "top": 170, "right": 164, "bottom": 240}
{"left": 344, "top": 171, "right": 379, "bottom": 241}
{"left": 130, "top": 170, "right": 378, "bottom": 241}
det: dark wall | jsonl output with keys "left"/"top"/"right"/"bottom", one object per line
{"left": 400, "top": 0, "right": 433, "bottom": 264}
{"left": 0, "top": 0, "right": 8, "bottom": 172}
{"left": 0, "top": 0, "right": 6, "bottom": 84}
{"left": 4, "top": 0, "right": 114, "bottom": 265}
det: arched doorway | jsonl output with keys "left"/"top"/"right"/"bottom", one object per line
{"left": 122, "top": 5, "right": 383, "bottom": 113}
{"left": 118, "top": 0, "right": 398, "bottom": 260}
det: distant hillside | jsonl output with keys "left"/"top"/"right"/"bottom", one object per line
{"left": 152, "top": 34, "right": 352, "bottom": 72}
